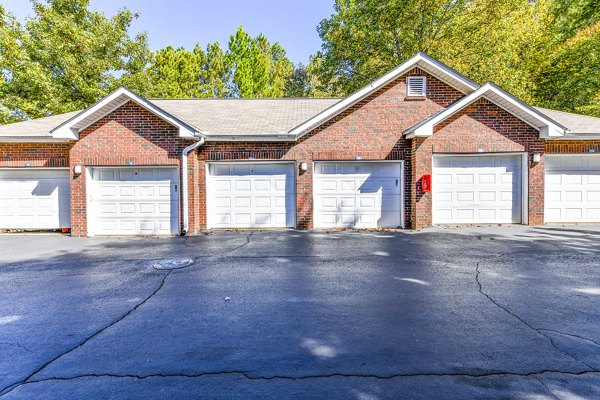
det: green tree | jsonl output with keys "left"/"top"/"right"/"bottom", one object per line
{"left": 146, "top": 45, "right": 207, "bottom": 98}
{"left": 144, "top": 42, "right": 230, "bottom": 99}
{"left": 315, "top": 0, "right": 552, "bottom": 101}
{"left": 533, "top": 22, "right": 600, "bottom": 116}
{"left": 285, "top": 58, "right": 337, "bottom": 98}
{"left": 0, "top": 0, "right": 151, "bottom": 122}
{"left": 226, "top": 26, "right": 294, "bottom": 98}
{"left": 0, "top": 6, "right": 29, "bottom": 123}
{"left": 204, "top": 42, "right": 229, "bottom": 97}
{"left": 550, "top": 0, "right": 600, "bottom": 40}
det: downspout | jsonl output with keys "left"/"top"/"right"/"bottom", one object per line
{"left": 181, "top": 134, "right": 206, "bottom": 235}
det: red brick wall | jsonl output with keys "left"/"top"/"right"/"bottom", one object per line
{"left": 0, "top": 143, "right": 70, "bottom": 167}
{"left": 69, "top": 101, "right": 201, "bottom": 236}
{"left": 198, "top": 68, "right": 464, "bottom": 229}
{"left": 0, "top": 69, "right": 557, "bottom": 233}
{"left": 411, "top": 98, "right": 545, "bottom": 229}
{"left": 546, "top": 140, "right": 600, "bottom": 154}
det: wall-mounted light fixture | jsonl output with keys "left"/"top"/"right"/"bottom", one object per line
{"left": 127, "top": 161, "right": 135, "bottom": 166}
{"left": 299, "top": 162, "right": 308, "bottom": 172}
{"left": 355, "top": 155, "right": 363, "bottom": 160}
{"left": 73, "top": 164, "right": 82, "bottom": 175}
{"left": 532, "top": 153, "right": 541, "bottom": 163}
{"left": 24, "top": 162, "right": 32, "bottom": 167}
{"left": 589, "top": 148, "right": 597, "bottom": 153}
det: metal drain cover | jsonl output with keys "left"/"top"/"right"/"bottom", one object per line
{"left": 153, "top": 258, "right": 195, "bottom": 270}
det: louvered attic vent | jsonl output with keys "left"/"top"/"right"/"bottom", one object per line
{"left": 406, "top": 76, "right": 426, "bottom": 97}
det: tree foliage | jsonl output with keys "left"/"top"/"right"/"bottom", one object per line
{"left": 314, "top": 0, "right": 600, "bottom": 116}
{"left": 2, "top": 0, "right": 598, "bottom": 123}
{"left": 0, "top": 0, "right": 150, "bottom": 123}
{"left": 0, "top": 3, "right": 296, "bottom": 122}
{"left": 226, "top": 26, "right": 294, "bottom": 98}
{"left": 141, "top": 26, "right": 295, "bottom": 99}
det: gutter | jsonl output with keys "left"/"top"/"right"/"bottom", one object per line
{"left": 181, "top": 133, "right": 206, "bottom": 235}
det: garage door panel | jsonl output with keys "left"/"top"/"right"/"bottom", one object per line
{"left": 0, "top": 169, "right": 71, "bottom": 230}
{"left": 255, "top": 196, "right": 271, "bottom": 208}
{"left": 214, "top": 180, "right": 231, "bottom": 191}
{"left": 588, "top": 208, "right": 600, "bottom": 219}
{"left": 274, "top": 196, "right": 287, "bottom": 208}
{"left": 433, "top": 155, "right": 522, "bottom": 224}
{"left": 587, "top": 191, "right": 600, "bottom": 201}
{"left": 566, "top": 174, "right": 583, "bottom": 185}
{"left": 235, "top": 180, "right": 251, "bottom": 191}
{"left": 478, "top": 191, "right": 496, "bottom": 202}
{"left": 545, "top": 156, "right": 600, "bottom": 222}
{"left": 314, "top": 162, "right": 402, "bottom": 229}
{"left": 207, "top": 163, "right": 295, "bottom": 229}
{"left": 478, "top": 209, "right": 497, "bottom": 220}
{"left": 90, "top": 168, "right": 178, "bottom": 235}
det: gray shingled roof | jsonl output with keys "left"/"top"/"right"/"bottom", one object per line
{"left": 0, "top": 98, "right": 341, "bottom": 137}
{"left": 535, "top": 107, "right": 600, "bottom": 134}
{"left": 1, "top": 98, "right": 599, "bottom": 138}
{"left": 152, "top": 98, "right": 341, "bottom": 134}
{"left": 0, "top": 111, "right": 80, "bottom": 137}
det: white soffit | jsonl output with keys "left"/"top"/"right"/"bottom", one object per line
{"left": 50, "top": 87, "right": 201, "bottom": 140}
{"left": 287, "top": 52, "right": 480, "bottom": 139}
{"left": 407, "top": 83, "right": 567, "bottom": 138}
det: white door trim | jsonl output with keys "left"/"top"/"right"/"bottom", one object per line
{"left": 206, "top": 161, "right": 297, "bottom": 229}
{"left": 431, "top": 152, "right": 528, "bottom": 224}
{"left": 87, "top": 166, "right": 180, "bottom": 236}
{"left": 312, "top": 160, "right": 405, "bottom": 229}
{"left": 521, "top": 153, "right": 529, "bottom": 225}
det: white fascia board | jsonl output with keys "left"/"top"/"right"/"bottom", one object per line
{"left": 205, "top": 133, "right": 296, "bottom": 142}
{"left": 406, "top": 83, "right": 566, "bottom": 138}
{"left": 288, "top": 53, "right": 480, "bottom": 139}
{"left": 0, "top": 136, "right": 72, "bottom": 143}
{"left": 51, "top": 87, "right": 201, "bottom": 140}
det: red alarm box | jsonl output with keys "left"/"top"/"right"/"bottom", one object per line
{"left": 421, "top": 174, "right": 431, "bottom": 192}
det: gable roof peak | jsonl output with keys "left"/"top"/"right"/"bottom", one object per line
{"left": 405, "top": 81, "right": 567, "bottom": 139}
{"left": 51, "top": 86, "right": 202, "bottom": 140}
{"left": 287, "top": 52, "right": 480, "bottom": 139}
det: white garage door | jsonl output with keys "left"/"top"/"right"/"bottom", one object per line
{"left": 313, "top": 162, "right": 403, "bottom": 229}
{"left": 207, "top": 163, "right": 296, "bottom": 228}
{"left": 433, "top": 155, "right": 523, "bottom": 224}
{"left": 0, "top": 169, "right": 70, "bottom": 229}
{"left": 89, "top": 167, "right": 179, "bottom": 235}
{"left": 545, "top": 155, "right": 600, "bottom": 222}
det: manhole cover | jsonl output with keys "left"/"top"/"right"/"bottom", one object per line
{"left": 153, "top": 259, "right": 195, "bottom": 270}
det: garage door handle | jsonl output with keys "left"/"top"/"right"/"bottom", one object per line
{"left": 175, "top": 184, "right": 178, "bottom": 193}
{"left": 396, "top": 179, "right": 399, "bottom": 186}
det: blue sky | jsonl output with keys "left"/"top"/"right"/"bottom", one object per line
{"left": 3, "top": 0, "right": 335, "bottom": 64}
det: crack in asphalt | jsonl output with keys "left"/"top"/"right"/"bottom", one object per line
{"left": 0, "top": 270, "right": 173, "bottom": 397}
{"left": 537, "top": 328, "right": 600, "bottom": 348}
{"left": 475, "top": 262, "right": 596, "bottom": 371}
{"left": 215, "top": 231, "right": 254, "bottom": 256}
{"left": 16, "top": 368, "right": 600, "bottom": 387}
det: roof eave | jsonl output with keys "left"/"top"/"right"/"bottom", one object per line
{"left": 0, "top": 136, "right": 73, "bottom": 143}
